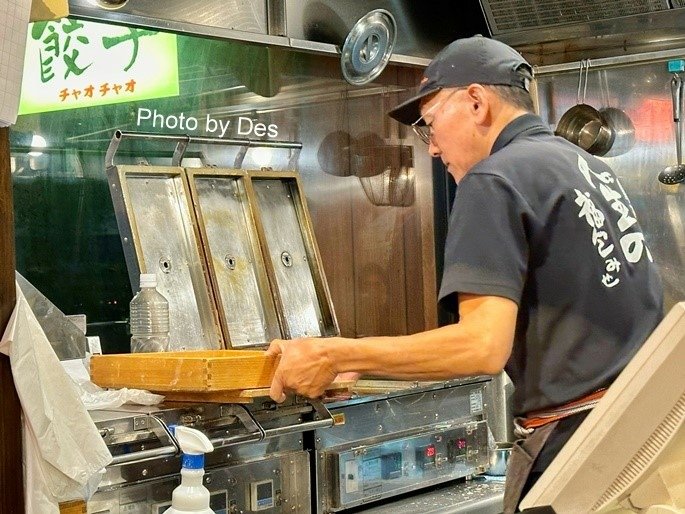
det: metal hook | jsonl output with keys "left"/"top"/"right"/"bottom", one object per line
{"left": 582, "top": 59, "right": 591, "bottom": 105}
{"left": 576, "top": 60, "right": 584, "bottom": 105}
{"left": 576, "top": 59, "right": 591, "bottom": 105}
{"left": 600, "top": 69, "right": 609, "bottom": 107}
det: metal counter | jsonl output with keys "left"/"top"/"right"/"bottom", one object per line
{"left": 356, "top": 478, "right": 504, "bottom": 514}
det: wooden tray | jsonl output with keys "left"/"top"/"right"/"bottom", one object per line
{"left": 90, "top": 350, "right": 278, "bottom": 392}
{"left": 160, "top": 382, "right": 354, "bottom": 404}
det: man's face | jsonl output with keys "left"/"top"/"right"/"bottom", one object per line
{"left": 417, "top": 87, "right": 487, "bottom": 182}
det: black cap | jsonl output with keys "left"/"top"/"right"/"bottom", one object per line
{"left": 388, "top": 35, "right": 533, "bottom": 126}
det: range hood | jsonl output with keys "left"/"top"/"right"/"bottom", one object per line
{"left": 481, "top": 0, "right": 669, "bottom": 37}
{"left": 67, "top": 0, "right": 487, "bottom": 67}
{"left": 477, "top": 0, "right": 685, "bottom": 64}
{"left": 66, "top": 0, "right": 685, "bottom": 68}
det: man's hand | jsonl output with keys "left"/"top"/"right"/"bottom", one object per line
{"left": 334, "top": 371, "right": 362, "bottom": 382}
{"left": 266, "top": 337, "right": 339, "bottom": 403}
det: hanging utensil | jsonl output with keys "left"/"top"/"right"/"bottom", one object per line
{"left": 658, "top": 74, "right": 685, "bottom": 185}
{"left": 598, "top": 69, "right": 636, "bottom": 157}
{"left": 555, "top": 60, "right": 614, "bottom": 156}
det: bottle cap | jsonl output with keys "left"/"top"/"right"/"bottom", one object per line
{"left": 139, "top": 273, "right": 157, "bottom": 288}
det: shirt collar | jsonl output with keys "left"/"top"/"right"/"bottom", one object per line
{"left": 490, "top": 113, "right": 553, "bottom": 155}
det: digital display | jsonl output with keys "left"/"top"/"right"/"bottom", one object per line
{"left": 209, "top": 490, "right": 228, "bottom": 514}
{"left": 257, "top": 482, "right": 273, "bottom": 502}
{"left": 448, "top": 437, "right": 468, "bottom": 463}
{"left": 361, "top": 457, "right": 382, "bottom": 481}
{"left": 416, "top": 444, "right": 437, "bottom": 470}
{"left": 250, "top": 479, "right": 274, "bottom": 511}
{"left": 381, "top": 452, "right": 403, "bottom": 479}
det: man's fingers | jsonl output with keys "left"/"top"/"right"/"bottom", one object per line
{"left": 269, "top": 371, "right": 287, "bottom": 403}
{"left": 265, "top": 339, "right": 284, "bottom": 357}
{"left": 267, "top": 340, "right": 287, "bottom": 402}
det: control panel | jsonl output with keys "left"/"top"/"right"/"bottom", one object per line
{"left": 323, "top": 420, "right": 489, "bottom": 510}
{"left": 87, "top": 450, "right": 310, "bottom": 514}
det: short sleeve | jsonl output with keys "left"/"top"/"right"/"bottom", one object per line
{"left": 438, "top": 173, "right": 530, "bottom": 310}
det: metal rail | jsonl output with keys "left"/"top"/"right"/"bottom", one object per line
{"left": 110, "top": 445, "right": 178, "bottom": 466}
{"left": 262, "top": 400, "right": 334, "bottom": 438}
{"left": 105, "top": 400, "right": 334, "bottom": 467}
{"left": 208, "top": 404, "right": 264, "bottom": 448}
{"left": 109, "top": 413, "right": 179, "bottom": 465}
{"left": 534, "top": 47, "right": 685, "bottom": 76}
{"left": 105, "top": 129, "right": 302, "bottom": 169}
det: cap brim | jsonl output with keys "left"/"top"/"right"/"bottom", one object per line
{"left": 387, "top": 87, "right": 440, "bottom": 125}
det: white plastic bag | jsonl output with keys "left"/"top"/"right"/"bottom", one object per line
{"left": 0, "top": 284, "right": 112, "bottom": 513}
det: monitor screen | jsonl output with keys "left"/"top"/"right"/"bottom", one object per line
{"left": 520, "top": 302, "right": 685, "bottom": 513}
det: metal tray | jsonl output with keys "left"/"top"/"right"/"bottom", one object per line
{"left": 248, "top": 170, "right": 338, "bottom": 339}
{"left": 186, "top": 168, "right": 339, "bottom": 346}
{"left": 186, "top": 168, "right": 280, "bottom": 348}
{"left": 107, "top": 164, "right": 223, "bottom": 350}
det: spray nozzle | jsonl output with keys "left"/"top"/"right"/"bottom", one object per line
{"left": 172, "top": 425, "right": 214, "bottom": 470}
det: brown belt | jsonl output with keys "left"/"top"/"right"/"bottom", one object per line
{"left": 519, "top": 388, "right": 607, "bottom": 430}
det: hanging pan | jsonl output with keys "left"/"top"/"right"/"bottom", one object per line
{"left": 598, "top": 69, "right": 636, "bottom": 157}
{"left": 555, "top": 60, "right": 614, "bottom": 156}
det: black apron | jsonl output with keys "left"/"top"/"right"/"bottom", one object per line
{"left": 502, "top": 421, "right": 559, "bottom": 514}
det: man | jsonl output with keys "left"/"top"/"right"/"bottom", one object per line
{"left": 267, "top": 35, "right": 663, "bottom": 512}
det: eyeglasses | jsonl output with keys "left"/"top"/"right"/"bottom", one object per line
{"left": 411, "top": 89, "right": 460, "bottom": 145}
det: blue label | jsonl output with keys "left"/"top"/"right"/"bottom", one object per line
{"left": 667, "top": 60, "right": 685, "bottom": 73}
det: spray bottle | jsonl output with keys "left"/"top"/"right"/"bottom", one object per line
{"left": 163, "top": 425, "right": 215, "bottom": 514}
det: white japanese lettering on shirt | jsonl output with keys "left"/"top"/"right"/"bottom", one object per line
{"left": 574, "top": 154, "right": 652, "bottom": 288}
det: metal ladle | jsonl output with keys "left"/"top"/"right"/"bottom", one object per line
{"left": 658, "top": 74, "right": 685, "bottom": 185}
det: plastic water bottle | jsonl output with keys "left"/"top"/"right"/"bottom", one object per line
{"left": 129, "top": 273, "right": 170, "bottom": 353}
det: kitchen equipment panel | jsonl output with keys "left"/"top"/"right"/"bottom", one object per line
{"left": 88, "top": 401, "right": 319, "bottom": 513}
{"left": 88, "top": 451, "right": 310, "bottom": 514}
{"left": 107, "top": 164, "right": 223, "bottom": 350}
{"left": 250, "top": 174, "right": 338, "bottom": 339}
{"left": 314, "top": 379, "right": 493, "bottom": 512}
{"left": 322, "top": 421, "right": 489, "bottom": 510}
{"left": 186, "top": 169, "right": 282, "bottom": 348}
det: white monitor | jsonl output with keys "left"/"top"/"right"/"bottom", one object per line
{"left": 520, "top": 302, "right": 685, "bottom": 513}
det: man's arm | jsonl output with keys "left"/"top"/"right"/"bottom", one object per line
{"left": 267, "top": 293, "right": 517, "bottom": 402}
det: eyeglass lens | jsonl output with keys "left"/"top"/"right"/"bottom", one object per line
{"left": 412, "top": 125, "right": 431, "bottom": 144}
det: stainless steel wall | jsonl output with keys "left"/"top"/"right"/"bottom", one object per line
{"left": 535, "top": 54, "right": 685, "bottom": 309}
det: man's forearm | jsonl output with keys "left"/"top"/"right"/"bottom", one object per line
{"left": 328, "top": 322, "right": 510, "bottom": 380}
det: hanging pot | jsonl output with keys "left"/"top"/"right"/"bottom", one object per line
{"left": 598, "top": 70, "right": 636, "bottom": 157}
{"left": 599, "top": 106, "right": 636, "bottom": 157}
{"left": 555, "top": 104, "right": 615, "bottom": 156}
{"left": 555, "top": 60, "right": 614, "bottom": 156}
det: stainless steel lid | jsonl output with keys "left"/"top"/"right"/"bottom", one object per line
{"left": 341, "top": 9, "right": 397, "bottom": 86}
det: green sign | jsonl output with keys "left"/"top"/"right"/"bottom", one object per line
{"left": 19, "top": 19, "right": 179, "bottom": 115}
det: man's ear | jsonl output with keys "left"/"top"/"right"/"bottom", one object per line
{"left": 465, "top": 84, "right": 490, "bottom": 124}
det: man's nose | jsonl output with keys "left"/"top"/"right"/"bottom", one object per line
{"left": 428, "top": 141, "right": 440, "bottom": 157}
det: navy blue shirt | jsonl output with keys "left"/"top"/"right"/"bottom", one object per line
{"left": 438, "top": 113, "right": 663, "bottom": 416}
